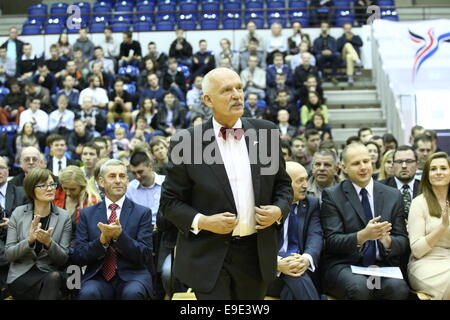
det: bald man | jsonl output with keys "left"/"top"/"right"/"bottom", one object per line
{"left": 160, "top": 68, "right": 292, "bottom": 300}
{"left": 320, "top": 143, "right": 410, "bottom": 300}
{"left": 9, "top": 146, "right": 44, "bottom": 187}
{"left": 267, "top": 162, "right": 323, "bottom": 300}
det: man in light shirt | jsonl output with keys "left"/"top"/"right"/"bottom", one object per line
{"left": 18, "top": 97, "right": 48, "bottom": 150}
{"left": 78, "top": 75, "right": 109, "bottom": 111}
{"left": 160, "top": 67, "right": 292, "bottom": 300}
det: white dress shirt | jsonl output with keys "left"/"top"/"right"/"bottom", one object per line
{"left": 48, "top": 108, "right": 75, "bottom": 132}
{"left": 52, "top": 156, "right": 67, "bottom": 177}
{"left": 78, "top": 87, "right": 109, "bottom": 106}
{"left": 19, "top": 108, "right": 49, "bottom": 133}
{"left": 105, "top": 195, "right": 126, "bottom": 221}
{"left": 352, "top": 178, "right": 381, "bottom": 260}
{"left": 192, "top": 117, "right": 256, "bottom": 237}
{"left": 0, "top": 182, "right": 7, "bottom": 209}
{"left": 277, "top": 200, "right": 315, "bottom": 276}
{"left": 394, "top": 177, "right": 415, "bottom": 200}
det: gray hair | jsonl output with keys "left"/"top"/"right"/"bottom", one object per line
{"left": 312, "top": 149, "right": 339, "bottom": 167}
{"left": 99, "top": 159, "right": 127, "bottom": 177}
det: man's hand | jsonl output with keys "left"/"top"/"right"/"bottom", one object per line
{"left": 278, "top": 254, "right": 309, "bottom": 277}
{"left": 0, "top": 217, "right": 9, "bottom": 228}
{"left": 108, "top": 219, "right": 122, "bottom": 240}
{"left": 255, "top": 205, "right": 282, "bottom": 230}
{"left": 322, "top": 49, "right": 332, "bottom": 55}
{"left": 198, "top": 213, "right": 239, "bottom": 234}
{"left": 357, "top": 216, "right": 392, "bottom": 245}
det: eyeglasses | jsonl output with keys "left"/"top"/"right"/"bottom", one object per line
{"left": 23, "top": 156, "right": 39, "bottom": 163}
{"left": 393, "top": 159, "right": 417, "bottom": 165}
{"left": 34, "top": 183, "right": 58, "bottom": 190}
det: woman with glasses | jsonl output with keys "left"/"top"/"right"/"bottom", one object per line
{"left": 408, "top": 152, "right": 450, "bottom": 300}
{"left": 5, "top": 168, "right": 71, "bottom": 300}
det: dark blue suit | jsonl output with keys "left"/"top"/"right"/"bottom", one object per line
{"left": 71, "top": 197, "right": 153, "bottom": 300}
{"left": 269, "top": 195, "right": 323, "bottom": 300}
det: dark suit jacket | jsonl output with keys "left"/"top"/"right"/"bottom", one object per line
{"left": 278, "top": 124, "right": 299, "bottom": 140}
{"left": 71, "top": 198, "right": 153, "bottom": 292}
{"left": 379, "top": 177, "right": 420, "bottom": 199}
{"left": 156, "top": 102, "right": 187, "bottom": 131}
{"left": 160, "top": 117, "right": 293, "bottom": 292}
{"left": 319, "top": 180, "right": 409, "bottom": 288}
{"left": 0, "top": 38, "right": 24, "bottom": 68}
{"left": 278, "top": 196, "right": 323, "bottom": 268}
{"left": 0, "top": 183, "right": 27, "bottom": 266}
{"left": 243, "top": 106, "right": 265, "bottom": 119}
{"left": 46, "top": 156, "right": 79, "bottom": 173}
{"left": 8, "top": 171, "right": 25, "bottom": 188}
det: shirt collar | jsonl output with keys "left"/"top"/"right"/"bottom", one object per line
{"left": 394, "top": 176, "right": 415, "bottom": 191}
{"left": 105, "top": 194, "right": 126, "bottom": 210}
{"left": 137, "top": 173, "right": 165, "bottom": 189}
{"left": 212, "top": 117, "right": 242, "bottom": 139}
{"left": 352, "top": 178, "right": 374, "bottom": 198}
{"left": 0, "top": 182, "right": 7, "bottom": 196}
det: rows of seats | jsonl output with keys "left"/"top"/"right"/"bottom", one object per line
{"left": 22, "top": 0, "right": 398, "bottom": 35}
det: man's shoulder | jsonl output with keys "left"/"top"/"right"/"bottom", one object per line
{"left": 374, "top": 180, "right": 402, "bottom": 197}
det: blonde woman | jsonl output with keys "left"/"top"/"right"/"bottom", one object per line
{"left": 408, "top": 152, "right": 450, "bottom": 299}
{"left": 378, "top": 149, "right": 395, "bottom": 180}
{"left": 53, "top": 166, "right": 100, "bottom": 234}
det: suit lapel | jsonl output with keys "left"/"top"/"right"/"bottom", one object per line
{"left": 343, "top": 180, "right": 367, "bottom": 224}
{"left": 96, "top": 202, "right": 108, "bottom": 224}
{"left": 5, "top": 184, "right": 14, "bottom": 215}
{"left": 119, "top": 198, "right": 132, "bottom": 230}
{"left": 202, "top": 119, "right": 237, "bottom": 212}
{"left": 373, "top": 182, "right": 387, "bottom": 220}
{"left": 48, "top": 203, "right": 60, "bottom": 231}
{"left": 242, "top": 118, "right": 261, "bottom": 205}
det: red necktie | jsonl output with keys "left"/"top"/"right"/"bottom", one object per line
{"left": 219, "top": 127, "right": 245, "bottom": 141}
{"left": 102, "top": 203, "right": 118, "bottom": 281}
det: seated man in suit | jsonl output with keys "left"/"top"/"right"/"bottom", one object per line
{"left": 0, "top": 156, "right": 27, "bottom": 297}
{"left": 267, "top": 161, "right": 323, "bottom": 300}
{"left": 320, "top": 143, "right": 410, "bottom": 300}
{"left": 71, "top": 159, "right": 153, "bottom": 300}
{"left": 46, "top": 134, "right": 79, "bottom": 177}
{"left": 380, "top": 145, "right": 420, "bottom": 219}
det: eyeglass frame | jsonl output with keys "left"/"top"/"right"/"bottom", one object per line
{"left": 34, "top": 183, "right": 58, "bottom": 190}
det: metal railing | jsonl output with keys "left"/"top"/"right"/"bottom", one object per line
{"left": 371, "top": 24, "right": 404, "bottom": 144}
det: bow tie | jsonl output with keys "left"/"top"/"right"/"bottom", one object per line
{"left": 219, "top": 127, "right": 245, "bottom": 141}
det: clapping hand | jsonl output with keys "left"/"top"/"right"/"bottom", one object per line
{"left": 98, "top": 219, "right": 122, "bottom": 244}
{"left": 0, "top": 217, "right": 9, "bottom": 228}
{"left": 28, "top": 215, "right": 41, "bottom": 245}
{"left": 35, "top": 227, "right": 54, "bottom": 248}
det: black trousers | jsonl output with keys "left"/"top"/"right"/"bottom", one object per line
{"left": 267, "top": 272, "right": 321, "bottom": 300}
{"left": 195, "top": 234, "right": 267, "bottom": 300}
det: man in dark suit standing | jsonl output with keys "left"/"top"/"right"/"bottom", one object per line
{"left": 320, "top": 143, "right": 410, "bottom": 300}
{"left": 0, "top": 156, "right": 26, "bottom": 297}
{"left": 380, "top": 145, "right": 420, "bottom": 219}
{"left": 267, "top": 161, "right": 323, "bottom": 300}
{"left": 72, "top": 159, "right": 153, "bottom": 300}
{"left": 160, "top": 67, "right": 292, "bottom": 300}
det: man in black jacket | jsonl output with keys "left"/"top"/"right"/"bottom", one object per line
{"left": 162, "top": 58, "right": 186, "bottom": 102}
{"left": 191, "top": 40, "right": 215, "bottom": 81}
{"left": 169, "top": 29, "right": 193, "bottom": 69}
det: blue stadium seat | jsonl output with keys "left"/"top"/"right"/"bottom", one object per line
{"left": 45, "top": 23, "right": 65, "bottom": 35}
{"left": 28, "top": 3, "right": 48, "bottom": 23}
{"left": 137, "top": 0, "right": 155, "bottom": 15}
{"left": 21, "top": 23, "right": 43, "bottom": 35}
{"left": 114, "top": 1, "right": 134, "bottom": 18}
{"left": 180, "top": 0, "right": 197, "bottom": 12}
{"left": 178, "top": 14, "right": 197, "bottom": 30}
{"left": 334, "top": 1, "right": 354, "bottom": 26}
{"left": 0, "top": 87, "right": 10, "bottom": 97}
{"left": 123, "top": 83, "right": 137, "bottom": 95}
{"left": 156, "top": 13, "right": 176, "bottom": 22}
{"left": 268, "top": 10, "right": 287, "bottom": 27}
{"left": 288, "top": 0, "right": 307, "bottom": 8}
{"left": 92, "top": 14, "right": 110, "bottom": 24}
{"left": 223, "top": 12, "right": 241, "bottom": 29}
{"left": 177, "top": 64, "right": 190, "bottom": 80}
{"left": 381, "top": 9, "right": 399, "bottom": 21}
{"left": 113, "top": 14, "right": 133, "bottom": 24}
{"left": 155, "top": 20, "right": 176, "bottom": 30}
{"left": 111, "top": 22, "right": 132, "bottom": 32}
{"left": 223, "top": 0, "right": 241, "bottom": 11}
{"left": 245, "top": 12, "right": 264, "bottom": 28}
{"left": 158, "top": 0, "right": 177, "bottom": 12}
{"left": 118, "top": 65, "right": 140, "bottom": 77}
{"left": 67, "top": 15, "right": 89, "bottom": 33}
{"left": 289, "top": 10, "right": 309, "bottom": 26}
{"left": 74, "top": 2, "right": 91, "bottom": 14}
{"left": 245, "top": 0, "right": 263, "bottom": 9}
{"left": 134, "top": 14, "right": 153, "bottom": 23}
{"left": 200, "top": 13, "right": 219, "bottom": 30}
{"left": 378, "top": 0, "right": 395, "bottom": 6}
{"left": 202, "top": 0, "right": 220, "bottom": 12}
{"left": 50, "top": 3, "right": 69, "bottom": 16}
{"left": 93, "top": 1, "right": 113, "bottom": 20}
{"left": 89, "top": 22, "right": 107, "bottom": 33}
{"left": 134, "top": 21, "right": 153, "bottom": 31}
{"left": 268, "top": 0, "right": 286, "bottom": 9}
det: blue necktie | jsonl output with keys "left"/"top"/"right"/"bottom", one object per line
{"left": 360, "top": 188, "right": 376, "bottom": 266}
{"left": 287, "top": 203, "right": 300, "bottom": 255}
